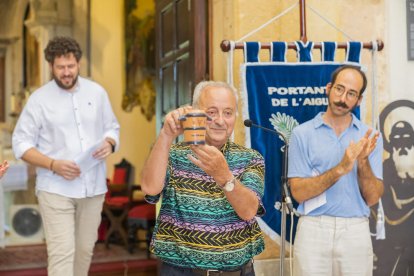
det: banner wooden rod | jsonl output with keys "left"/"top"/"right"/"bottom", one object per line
{"left": 299, "top": 0, "right": 307, "bottom": 42}
{"left": 220, "top": 40, "right": 384, "bottom": 52}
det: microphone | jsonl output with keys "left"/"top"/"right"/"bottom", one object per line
{"left": 243, "top": 119, "right": 253, "bottom": 127}
{"left": 244, "top": 119, "right": 287, "bottom": 143}
{"left": 244, "top": 119, "right": 293, "bottom": 213}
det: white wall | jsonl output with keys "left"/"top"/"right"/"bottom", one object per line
{"left": 388, "top": 0, "right": 414, "bottom": 101}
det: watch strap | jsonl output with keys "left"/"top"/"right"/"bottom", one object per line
{"left": 106, "top": 139, "right": 115, "bottom": 153}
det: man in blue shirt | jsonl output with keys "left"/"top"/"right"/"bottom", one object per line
{"left": 288, "top": 65, "right": 383, "bottom": 276}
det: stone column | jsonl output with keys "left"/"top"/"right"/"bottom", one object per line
{"left": 24, "top": 0, "right": 73, "bottom": 84}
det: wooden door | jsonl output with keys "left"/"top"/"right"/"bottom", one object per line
{"left": 155, "top": 0, "right": 208, "bottom": 131}
{"left": 0, "top": 54, "right": 5, "bottom": 122}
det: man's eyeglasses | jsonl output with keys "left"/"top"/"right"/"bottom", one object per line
{"left": 332, "top": 85, "right": 359, "bottom": 100}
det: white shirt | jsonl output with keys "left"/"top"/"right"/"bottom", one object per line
{"left": 12, "top": 77, "right": 120, "bottom": 198}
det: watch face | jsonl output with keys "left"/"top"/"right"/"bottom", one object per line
{"left": 224, "top": 180, "right": 235, "bottom": 192}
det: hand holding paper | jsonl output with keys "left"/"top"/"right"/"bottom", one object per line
{"left": 74, "top": 141, "right": 104, "bottom": 175}
{"left": 303, "top": 169, "right": 327, "bottom": 215}
{"left": 52, "top": 160, "right": 81, "bottom": 180}
{"left": 92, "top": 139, "right": 113, "bottom": 160}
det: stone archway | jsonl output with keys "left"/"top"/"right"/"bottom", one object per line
{"left": 0, "top": 0, "right": 78, "bottom": 125}
{"left": 0, "top": 0, "right": 29, "bottom": 124}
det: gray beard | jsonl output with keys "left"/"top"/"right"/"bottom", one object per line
{"left": 392, "top": 146, "right": 414, "bottom": 179}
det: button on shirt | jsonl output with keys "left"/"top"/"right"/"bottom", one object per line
{"left": 288, "top": 112, "right": 383, "bottom": 217}
{"left": 12, "top": 77, "right": 120, "bottom": 198}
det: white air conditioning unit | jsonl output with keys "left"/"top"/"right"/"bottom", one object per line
{"left": 6, "top": 204, "right": 45, "bottom": 246}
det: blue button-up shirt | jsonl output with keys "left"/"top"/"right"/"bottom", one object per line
{"left": 288, "top": 112, "right": 383, "bottom": 217}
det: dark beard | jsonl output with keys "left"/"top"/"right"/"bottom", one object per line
{"left": 53, "top": 74, "right": 78, "bottom": 90}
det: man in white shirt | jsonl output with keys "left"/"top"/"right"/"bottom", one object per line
{"left": 12, "top": 36, "right": 120, "bottom": 276}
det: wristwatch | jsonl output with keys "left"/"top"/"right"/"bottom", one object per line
{"left": 106, "top": 139, "right": 115, "bottom": 153}
{"left": 222, "top": 177, "right": 236, "bottom": 192}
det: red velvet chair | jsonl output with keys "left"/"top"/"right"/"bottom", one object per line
{"left": 103, "top": 159, "right": 132, "bottom": 248}
{"left": 127, "top": 186, "right": 156, "bottom": 258}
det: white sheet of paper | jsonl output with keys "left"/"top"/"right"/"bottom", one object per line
{"left": 74, "top": 141, "right": 103, "bottom": 174}
{"left": 1, "top": 162, "right": 28, "bottom": 192}
{"left": 303, "top": 169, "right": 327, "bottom": 215}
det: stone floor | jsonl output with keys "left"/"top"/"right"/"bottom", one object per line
{"left": 0, "top": 242, "right": 157, "bottom": 276}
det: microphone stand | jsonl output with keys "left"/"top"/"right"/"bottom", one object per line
{"left": 279, "top": 140, "right": 291, "bottom": 276}
{"left": 244, "top": 120, "right": 293, "bottom": 276}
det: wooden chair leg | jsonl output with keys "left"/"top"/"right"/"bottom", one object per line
{"left": 146, "top": 227, "right": 153, "bottom": 258}
{"left": 103, "top": 205, "right": 128, "bottom": 248}
{"left": 127, "top": 219, "right": 154, "bottom": 258}
{"left": 128, "top": 221, "right": 137, "bottom": 254}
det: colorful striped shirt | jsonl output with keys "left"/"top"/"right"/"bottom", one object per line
{"left": 146, "top": 141, "right": 265, "bottom": 270}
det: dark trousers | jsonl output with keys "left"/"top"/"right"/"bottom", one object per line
{"left": 160, "top": 260, "right": 255, "bottom": 276}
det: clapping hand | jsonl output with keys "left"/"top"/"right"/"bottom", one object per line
{"left": 338, "top": 128, "right": 379, "bottom": 174}
{"left": 339, "top": 135, "right": 368, "bottom": 174}
{"left": 357, "top": 128, "right": 379, "bottom": 161}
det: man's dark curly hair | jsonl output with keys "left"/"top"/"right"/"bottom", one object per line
{"left": 44, "top": 36, "right": 82, "bottom": 64}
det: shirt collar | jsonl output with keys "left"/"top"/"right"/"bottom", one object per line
{"left": 313, "top": 111, "right": 361, "bottom": 130}
{"left": 219, "top": 140, "right": 231, "bottom": 154}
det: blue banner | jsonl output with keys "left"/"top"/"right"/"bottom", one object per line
{"left": 242, "top": 62, "right": 344, "bottom": 242}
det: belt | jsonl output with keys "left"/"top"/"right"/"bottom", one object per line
{"left": 191, "top": 260, "right": 254, "bottom": 276}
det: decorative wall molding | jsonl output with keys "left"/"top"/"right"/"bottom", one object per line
{"left": 0, "top": 0, "right": 75, "bottom": 124}
{"left": 24, "top": 0, "right": 73, "bottom": 85}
